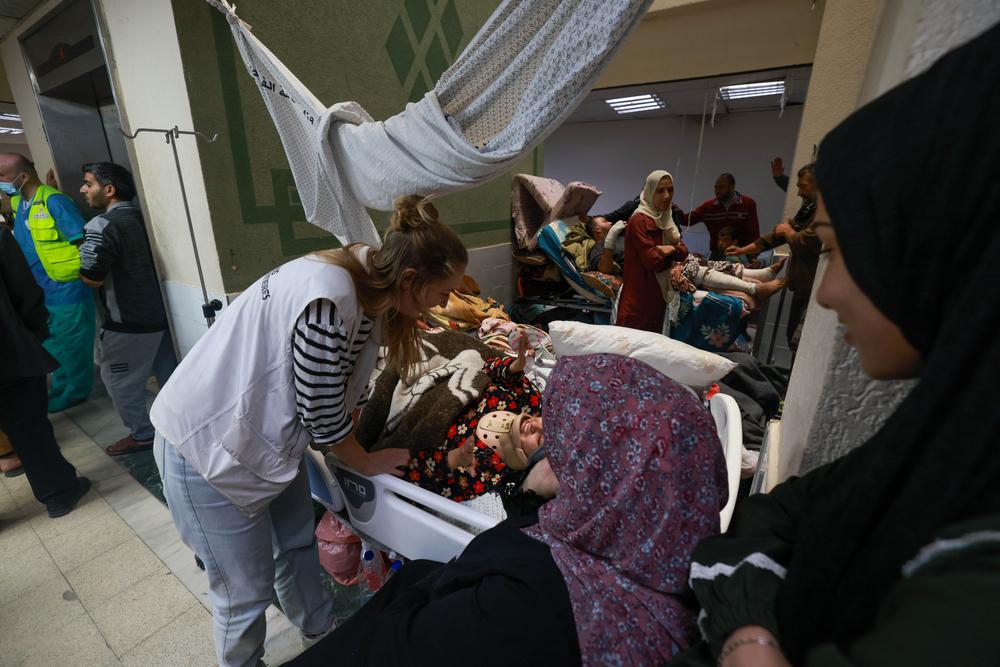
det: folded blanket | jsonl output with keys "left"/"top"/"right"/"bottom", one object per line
{"left": 427, "top": 291, "right": 509, "bottom": 330}
{"left": 356, "top": 330, "right": 502, "bottom": 453}
{"left": 426, "top": 274, "right": 510, "bottom": 330}
{"left": 561, "top": 221, "right": 597, "bottom": 273}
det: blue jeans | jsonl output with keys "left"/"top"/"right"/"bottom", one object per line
{"left": 155, "top": 435, "right": 333, "bottom": 667}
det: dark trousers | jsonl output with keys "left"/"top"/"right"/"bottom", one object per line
{"left": 0, "top": 375, "right": 79, "bottom": 507}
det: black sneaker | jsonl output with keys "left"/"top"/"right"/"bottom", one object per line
{"left": 47, "top": 477, "right": 92, "bottom": 518}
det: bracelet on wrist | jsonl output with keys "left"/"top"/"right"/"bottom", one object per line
{"left": 717, "top": 635, "right": 782, "bottom": 667}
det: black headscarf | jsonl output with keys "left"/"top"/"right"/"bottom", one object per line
{"left": 775, "top": 22, "right": 1000, "bottom": 659}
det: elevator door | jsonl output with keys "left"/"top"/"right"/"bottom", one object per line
{"left": 20, "top": 0, "right": 132, "bottom": 218}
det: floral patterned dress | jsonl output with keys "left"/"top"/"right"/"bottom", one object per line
{"left": 405, "top": 356, "right": 542, "bottom": 502}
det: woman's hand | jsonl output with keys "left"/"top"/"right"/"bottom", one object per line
{"left": 718, "top": 626, "right": 789, "bottom": 667}
{"left": 522, "top": 458, "right": 558, "bottom": 498}
{"left": 325, "top": 416, "right": 408, "bottom": 477}
{"left": 360, "top": 448, "right": 410, "bottom": 477}
{"left": 446, "top": 436, "right": 478, "bottom": 472}
{"left": 511, "top": 332, "right": 534, "bottom": 374}
{"left": 657, "top": 244, "right": 676, "bottom": 257}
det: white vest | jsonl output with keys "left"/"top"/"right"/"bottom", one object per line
{"left": 151, "top": 253, "right": 382, "bottom": 516}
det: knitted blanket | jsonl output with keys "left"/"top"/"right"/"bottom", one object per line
{"left": 356, "top": 330, "right": 502, "bottom": 453}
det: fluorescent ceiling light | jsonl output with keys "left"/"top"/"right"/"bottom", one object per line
{"left": 719, "top": 81, "right": 784, "bottom": 100}
{"left": 615, "top": 103, "right": 660, "bottom": 111}
{"left": 606, "top": 94, "right": 653, "bottom": 104}
{"left": 606, "top": 93, "right": 664, "bottom": 114}
{"left": 0, "top": 127, "right": 23, "bottom": 134}
{"left": 0, "top": 113, "right": 21, "bottom": 121}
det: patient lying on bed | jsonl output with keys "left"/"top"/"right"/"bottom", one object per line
{"left": 587, "top": 215, "right": 783, "bottom": 301}
{"left": 404, "top": 336, "right": 544, "bottom": 502}
{"left": 289, "top": 354, "right": 727, "bottom": 667}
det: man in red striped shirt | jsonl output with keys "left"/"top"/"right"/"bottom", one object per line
{"left": 687, "top": 173, "right": 761, "bottom": 254}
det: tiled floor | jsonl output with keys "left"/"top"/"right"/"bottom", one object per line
{"left": 0, "top": 408, "right": 324, "bottom": 666}
{"left": 62, "top": 383, "right": 165, "bottom": 503}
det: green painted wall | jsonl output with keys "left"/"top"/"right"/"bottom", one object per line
{"left": 171, "top": 0, "right": 539, "bottom": 292}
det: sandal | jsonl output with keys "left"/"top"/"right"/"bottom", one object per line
{"left": 105, "top": 436, "right": 154, "bottom": 457}
{"left": 0, "top": 453, "right": 23, "bottom": 477}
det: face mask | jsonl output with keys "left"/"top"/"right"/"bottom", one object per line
{"left": 0, "top": 173, "right": 24, "bottom": 197}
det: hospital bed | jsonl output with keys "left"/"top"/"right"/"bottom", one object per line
{"left": 535, "top": 219, "right": 614, "bottom": 307}
{"left": 531, "top": 219, "right": 751, "bottom": 350}
{"left": 306, "top": 392, "right": 745, "bottom": 564}
{"left": 510, "top": 173, "right": 616, "bottom": 322}
{"left": 513, "top": 218, "right": 618, "bottom": 325}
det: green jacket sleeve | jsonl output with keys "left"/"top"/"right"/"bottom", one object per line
{"left": 688, "top": 457, "right": 846, "bottom": 655}
{"left": 806, "top": 514, "right": 1000, "bottom": 666}
{"left": 754, "top": 230, "right": 780, "bottom": 252}
{"left": 786, "top": 220, "right": 822, "bottom": 260}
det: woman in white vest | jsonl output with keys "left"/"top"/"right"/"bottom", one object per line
{"left": 151, "top": 195, "right": 467, "bottom": 667}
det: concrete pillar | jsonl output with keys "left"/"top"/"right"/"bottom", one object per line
{"left": 771, "top": 0, "right": 1000, "bottom": 485}
{"left": 95, "top": 0, "right": 227, "bottom": 356}
{"left": 0, "top": 0, "right": 226, "bottom": 357}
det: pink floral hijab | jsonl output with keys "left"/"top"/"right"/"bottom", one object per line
{"left": 526, "top": 353, "right": 728, "bottom": 665}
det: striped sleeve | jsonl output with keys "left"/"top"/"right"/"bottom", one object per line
{"left": 292, "top": 299, "right": 355, "bottom": 445}
{"left": 78, "top": 216, "right": 116, "bottom": 281}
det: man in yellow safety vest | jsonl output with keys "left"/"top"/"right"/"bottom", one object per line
{"left": 0, "top": 154, "right": 94, "bottom": 412}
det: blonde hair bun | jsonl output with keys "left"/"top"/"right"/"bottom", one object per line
{"left": 390, "top": 195, "right": 440, "bottom": 232}
{"left": 314, "top": 193, "right": 467, "bottom": 384}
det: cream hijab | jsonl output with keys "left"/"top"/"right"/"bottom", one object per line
{"left": 635, "top": 170, "right": 681, "bottom": 244}
{"left": 633, "top": 170, "right": 681, "bottom": 307}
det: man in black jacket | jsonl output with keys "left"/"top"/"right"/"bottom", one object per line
{"left": 78, "top": 163, "right": 175, "bottom": 457}
{"left": 0, "top": 228, "right": 90, "bottom": 517}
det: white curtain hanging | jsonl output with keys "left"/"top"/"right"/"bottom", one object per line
{"left": 206, "top": 0, "right": 651, "bottom": 247}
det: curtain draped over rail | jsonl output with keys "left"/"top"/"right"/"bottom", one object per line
{"left": 206, "top": 0, "right": 651, "bottom": 247}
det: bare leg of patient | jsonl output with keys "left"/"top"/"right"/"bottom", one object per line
{"left": 694, "top": 267, "right": 783, "bottom": 299}
{"left": 694, "top": 267, "right": 756, "bottom": 294}
{"left": 699, "top": 261, "right": 777, "bottom": 283}
{"left": 741, "top": 266, "right": 779, "bottom": 281}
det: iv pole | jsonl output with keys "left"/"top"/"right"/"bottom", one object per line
{"left": 120, "top": 126, "right": 223, "bottom": 327}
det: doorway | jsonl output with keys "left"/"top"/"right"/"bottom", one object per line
{"left": 20, "top": 0, "right": 130, "bottom": 217}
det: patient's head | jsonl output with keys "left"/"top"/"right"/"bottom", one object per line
{"left": 717, "top": 226, "right": 737, "bottom": 250}
{"left": 590, "top": 216, "right": 612, "bottom": 242}
{"left": 477, "top": 411, "right": 544, "bottom": 469}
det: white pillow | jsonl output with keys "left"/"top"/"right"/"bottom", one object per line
{"left": 548, "top": 321, "right": 738, "bottom": 389}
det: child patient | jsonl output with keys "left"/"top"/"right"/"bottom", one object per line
{"left": 591, "top": 218, "right": 784, "bottom": 300}
{"left": 710, "top": 227, "right": 749, "bottom": 264}
{"left": 404, "top": 334, "right": 544, "bottom": 502}
{"left": 673, "top": 225, "right": 786, "bottom": 299}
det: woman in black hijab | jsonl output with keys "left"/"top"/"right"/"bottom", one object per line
{"left": 672, "top": 22, "right": 1000, "bottom": 667}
